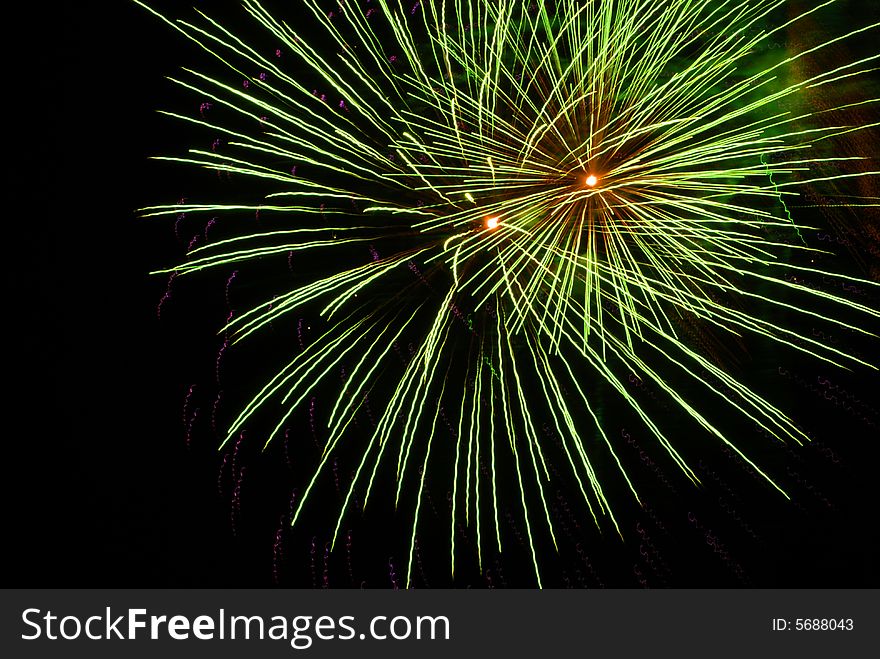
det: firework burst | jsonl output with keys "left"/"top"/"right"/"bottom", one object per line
{"left": 138, "top": 0, "right": 879, "bottom": 586}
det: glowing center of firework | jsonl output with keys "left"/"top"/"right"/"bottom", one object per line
{"left": 486, "top": 217, "right": 500, "bottom": 229}
{"left": 585, "top": 174, "right": 599, "bottom": 187}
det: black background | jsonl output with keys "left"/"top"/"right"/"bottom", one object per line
{"left": 8, "top": 0, "right": 880, "bottom": 588}
{"left": 12, "top": 0, "right": 254, "bottom": 586}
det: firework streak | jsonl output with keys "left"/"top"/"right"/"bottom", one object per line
{"left": 137, "top": 0, "right": 879, "bottom": 586}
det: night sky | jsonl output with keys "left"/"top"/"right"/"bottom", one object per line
{"left": 9, "top": 0, "right": 880, "bottom": 588}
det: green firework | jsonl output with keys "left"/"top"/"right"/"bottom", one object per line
{"left": 138, "top": 0, "right": 879, "bottom": 586}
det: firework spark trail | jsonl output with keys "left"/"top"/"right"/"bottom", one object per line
{"left": 138, "top": 0, "right": 880, "bottom": 586}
